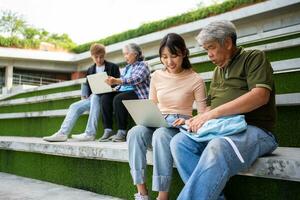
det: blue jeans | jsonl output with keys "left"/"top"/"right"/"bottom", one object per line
{"left": 170, "top": 125, "right": 278, "bottom": 200}
{"left": 59, "top": 94, "right": 101, "bottom": 136}
{"left": 127, "top": 114, "right": 190, "bottom": 192}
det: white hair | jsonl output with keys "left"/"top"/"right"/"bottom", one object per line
{"left": 123, "top": 43, "right": 144, "bottom": 61}
{"left": 196, "top": 20, "right": 237, "bottom": 46}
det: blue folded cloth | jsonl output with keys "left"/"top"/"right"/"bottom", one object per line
{"left": 180, "top": 115, "right": 247, "bottom": 142}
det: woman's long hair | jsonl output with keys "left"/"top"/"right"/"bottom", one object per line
{"left": 159, "top": 33, "right": 192, "bottom": 69}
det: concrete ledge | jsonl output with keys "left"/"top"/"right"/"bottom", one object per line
{"left": 276, "top": 93, "right": 300, "bottom": 106}
{"left": 190, "top": 38, "right": 300, "bottom": 66}
{"left": 199, "top": 58, "right": 300, "bottom": 81}
{"left": 0, "top": 172, "right": 123, "bottom": 200}
{"left": 0, "top": 136, "right": 299, "bottom": 182}
{"left": 0, "top": 136, "right": 142, "bottom": 163}
{"left": 0, "top": 90, "right": 81, "bottom": 106}
{"left": 150, "top": 39, "right": 300, "bottom": 71}
{"left": 0, "top": 78, "right": 85, "bottom": 101}
{"left": 0, "top": 109, "right": 81, "bottom": 119}
{"left": 241, "top": 148, "right": 300, "bottom": 182}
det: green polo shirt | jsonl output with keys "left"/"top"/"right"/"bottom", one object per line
{"left": 207, "top": 47, "right": 276, "bottom": 133}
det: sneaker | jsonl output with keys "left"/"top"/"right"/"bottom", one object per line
{"left": 134, "top": 193, "right": 150, "bottom": 200}
{"left": 43, "top": 132, "right": 67, "bottom": 142}
{"left": 71, "top": 133, "right": 95, "bottom": 141}
{"left": 99, "top": 130, "right": 115, "bottom": 142}
{"left": 111, "top": 130, "right": 126, "bottom": 142}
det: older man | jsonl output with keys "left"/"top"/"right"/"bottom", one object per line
{"left": 170, "top": 20, "right": 278, "bottom": 200}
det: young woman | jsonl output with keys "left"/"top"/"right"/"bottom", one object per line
{"left": 99, "top": 43, "right": 150, "bottom": 142}
{"left": 127, "top": 33, "right": 207, "bottom": 200}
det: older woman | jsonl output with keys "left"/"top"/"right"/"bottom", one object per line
{"left": 127, "top": 33, "right": 207, "bottom": 200}
{"left": 99, "top": 43, "right": 150, "bottom": 142}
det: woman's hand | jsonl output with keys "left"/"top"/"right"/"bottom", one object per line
{"left": 172, "top": 118, "right": 186, "bottom": 127}
{"left": 105, "top": 76, "right": 122, "bottom": 85}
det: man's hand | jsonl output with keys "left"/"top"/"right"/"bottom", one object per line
{"left": 81, "top": 96, "right": 88, "bottom": 100}
{"left": 105, "top": 76, "right": 122, "bottom": 86}
{"left": 186, "top": 111, "right": 216, "bottom": 132}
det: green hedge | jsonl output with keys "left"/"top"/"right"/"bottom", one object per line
{"left": 0, "top": 150, "right": 299, "bottom": 200}
{"left": 0, "top": 36, "right": 40, "bottom": 49}
{"left": 72, "top": 0, "right": 265, "bottom": 53}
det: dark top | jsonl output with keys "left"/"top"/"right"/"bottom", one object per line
{"left": 82, "top": 60, "right": 120, "bottom": 97}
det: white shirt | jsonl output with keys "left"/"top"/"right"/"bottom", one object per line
{"left": 96, "top": 65, "right": 105, "bottom": 73}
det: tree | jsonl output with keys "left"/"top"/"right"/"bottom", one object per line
{"left": 22, "top": 27, "right": 40, "bottom": 39}
{"left": 0, "top": 10, "right": 26, "bottom": 37}
{"left": 0, "top": 10, "right": 76, "bottom": 51}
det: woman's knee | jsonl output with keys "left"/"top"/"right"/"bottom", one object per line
{"left": 91, "top": 94, "right": 101, "bottom": 102}
{"left": 127, "top": 125, "right": 151, "bottom": 144}
{"left": 152, "top": 128, "right": 174, "bottom": 146}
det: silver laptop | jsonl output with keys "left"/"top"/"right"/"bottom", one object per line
{"left": 87, "top": 72, "right": 114, "bottom": 94}
{"left": 122, "top": 99, "right": 170, "bottom": 128}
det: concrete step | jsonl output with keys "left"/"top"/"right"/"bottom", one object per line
{"left": 0, "top": 172, "right": 123, "bottom": 200}
{"left": 1, "top": 136, "right": 300, "bottom": 182}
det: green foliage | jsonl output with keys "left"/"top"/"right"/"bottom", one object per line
{"left": 46, "top": 33, "right": 76, "bottom": 50}
{"left": 72, "top": 0, "right": 265, "bottom": 53}
{"left": 0, "top": 10, "right": 76, "bottom": 50}
{"left": 0, "top": 0, "right": 264, "bottom": 52}
{"left": 22, "top": 27, "right": 40, "bottom": 39}
{"left": 0, "top": 10, "right": 26, "bottom": 37}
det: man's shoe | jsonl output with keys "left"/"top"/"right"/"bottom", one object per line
{"left": 134, "top": 193, "right": 150, "bottom": 200}
{"left": 43, "top": 132, "right": 67, "bottom": 142}
{"left": 112, "top": 131, "right": 126, "bottom": 142}
{"left": 71, "top": 133, "right": 95, "bottom": 141}
{"left": 99, "top": 130, "right": 115, "bottom": 142}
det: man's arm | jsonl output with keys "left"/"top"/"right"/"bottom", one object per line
{"left": 187, "top": 87, "right": 270, "bottom": 132}
{"left": 83, "top": 65, "right": 94, "bottom": 98}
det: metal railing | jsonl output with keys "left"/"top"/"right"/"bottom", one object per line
{"left": 13, "top": 73, "right": 63, "bottom": 86}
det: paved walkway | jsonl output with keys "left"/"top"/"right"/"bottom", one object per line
{"left": 0, "top": 172, "right": 123, "bottom": 200}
